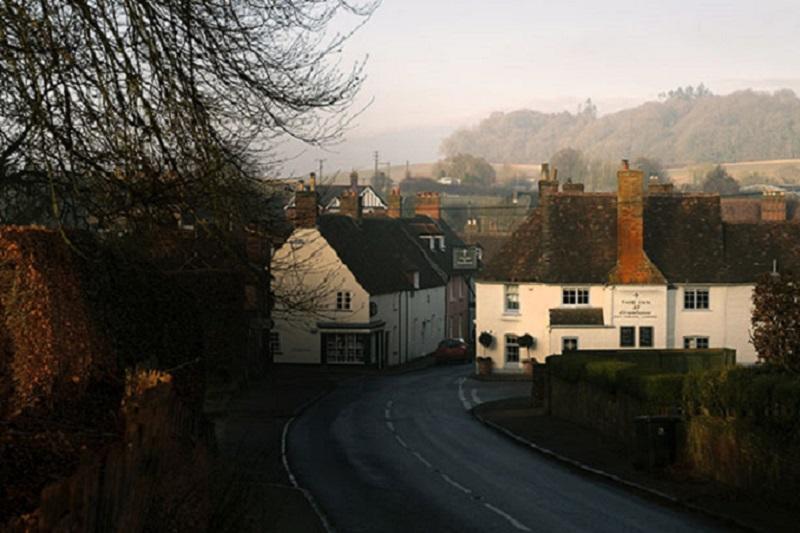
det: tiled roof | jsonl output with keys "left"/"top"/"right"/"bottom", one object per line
{"left": 398, "top": 215, "right": 473, "bottom": 276}
{"left": 317, "top": 215, "right": 446, "bottom": 295}
{"left": 480, "top": 192, "right": 800, "bottom": 284}
{"left": 549, "top": 308, "right": 604, "bottom": 326}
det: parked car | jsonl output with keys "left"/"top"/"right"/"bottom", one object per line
{"left": 433, "top": 338, "right": 469, "bottom": 363}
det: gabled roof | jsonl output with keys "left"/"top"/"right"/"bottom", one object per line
{"left": 398, "top": 215, "right": 475, "bottom": 276}
{"left": 317, "top": 185, "right": 387, "bottom": 209}
{"left": 481, "top": 192, "right": 800, "bottom": 284}
{"left": 285, "top": 185, "right": 388, "bottom": 210}
{"left": 317, "top": 215, "right": 446, "bottom": 295}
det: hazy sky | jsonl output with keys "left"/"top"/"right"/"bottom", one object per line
{"left": 286, "top": 0, "right": 800, "bottom": 176}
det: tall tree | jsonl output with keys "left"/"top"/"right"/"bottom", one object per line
{"left": 751, "top": 271, "right": 800, "bottom": 373}
{"left": 702, "top": 165, "right": 740, "bottom": 195}
{"left": 0, "top": 1, "right": 376, "bottom": 230}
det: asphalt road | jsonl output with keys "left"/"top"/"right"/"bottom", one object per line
{"left": 288, "top": 364, "right": 725, "bottom": 533}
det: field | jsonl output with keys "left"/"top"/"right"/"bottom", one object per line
{"left": 665, "top": 159, "right": 800, "bottom": 186}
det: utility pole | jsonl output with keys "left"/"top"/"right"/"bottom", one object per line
{"left": 405, "top": 160, "right": 410, "bottom": 180}
{"left": 373, "top": 151, "right": 379, "bottom": 181}
{"left": 316, "top": 158, "right": 326, "bottom": 183}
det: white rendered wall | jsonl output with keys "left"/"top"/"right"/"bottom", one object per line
{"left": 271, "top": 228, "right": 369, "bottom": 363}
{"left": 476, "top": 280, "right": 758, "bottom": 370}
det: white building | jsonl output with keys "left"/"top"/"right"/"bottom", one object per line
{"left": 475, "top": 163, "right": 800, "bottom": 371}
{"left": 271, "top": 186, "right": 446, "bottom": 366}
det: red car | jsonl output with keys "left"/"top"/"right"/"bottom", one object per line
{"left": 433, "top": 338, "right": 469, "bottom": 363}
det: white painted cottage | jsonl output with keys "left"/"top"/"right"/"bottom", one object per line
{"left": 475, "top": 162, "right": 800, "bottom": 371}
{"left": 271, "top": 186, "right": 446, "bottom": 366}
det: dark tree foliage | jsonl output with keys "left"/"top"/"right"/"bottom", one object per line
{"left": 702, "top": 165, "right": 740, "bottom": 195}
{"left": 0, "top": 0, "right": 376, "bottom": 230}
{"left": 432, "top": 153, "right": 495, "bottom": 186}
{"left": 751, "top": 271, "right": 800, "bottom": 373}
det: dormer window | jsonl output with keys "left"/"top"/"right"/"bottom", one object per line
{"left": 563, "top": 288, "right": 589, "bottom": 305}
{"left": 420, "top": 235, "right": 445, "bottom": 251}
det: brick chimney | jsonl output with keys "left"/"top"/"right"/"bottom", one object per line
{"left": 339, "top": 189, "right": 362, "bottom": 221}
{"left": 388, "top": 187, "right": 403, "bottom": 218}
{"left": 761, "top": 191, "right": 786, "bottom": 221}
{"left": 608, "top": 160, "right": 665, "bottom": 285}
{"left": 293, "top": 173, "right": 318, "bottom": 228}
{"left": 538, "top": 162, "right": 559, "bottom": 196}
{"left": 415, "top": 192, "right": 441, "bottom": 220}
{"left": 350, "top": 170, "right": 359, "bottom": 190}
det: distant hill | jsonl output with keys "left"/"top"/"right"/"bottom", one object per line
{"left": 441, "top": 89, "right": 800, "bottom": 167}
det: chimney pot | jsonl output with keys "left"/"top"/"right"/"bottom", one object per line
{"left": 350, "top": 170, "right": 359, "bottom": 189}
{"left": 621, "top": 159, "right": 630, "bottom": 170}
{"left": 309, "top": 172, "right": 317, "bottom": 191}
{"left": 541, "top": 163, "right": 550, "bottom": 180}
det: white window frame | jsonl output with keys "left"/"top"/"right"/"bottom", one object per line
{"left": 683, "top": 336, "right": 710, "bottom": 349}
{"left": 562, "top": 288, "right": 590, "bottom": 306}
{"left": 505, "top": 334, "right": 520, "bottom": 363}
{"left": 504, "top": 284, "right": 520, "bottom": 314}
{"left": 562, "top": 337, "right": 579, "bottom": 352}
{"left": 336, "top": 291, "right": 352, "bottom": 311}
{"left": 684, "top": 288, "right": 710, "bottom": 310}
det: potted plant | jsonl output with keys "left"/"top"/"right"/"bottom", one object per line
{"left": 518, "top": 334, "right": 536, "bottom": 376}
{"left": 477, "top": 332, "right": 494, "bottom": 375}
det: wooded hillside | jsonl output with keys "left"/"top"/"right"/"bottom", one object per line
{"left": 441, "top": 89, "right": 800, "bottom": 166}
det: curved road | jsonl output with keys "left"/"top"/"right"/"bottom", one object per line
{"left": 288, "top": 365, "right": 723, "bottom": 533}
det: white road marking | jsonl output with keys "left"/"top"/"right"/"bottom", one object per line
{"left": 413, "top": 451, "right": 432, "bottom": 468}
{"left": 386, "top": 421, "right": 395, "bottom": 432}
{"left": 471, "top": 388, "right": 481, "bottom": 405}
{"left": 394, "top": 434, "right": 408, "bottom": 448}
{"left": 384, "top": 408, "right": 391, "bottom": 420}
{"left": 484, "top": 503, "right": 531, "bottom": 532}
{"left": 457, "top": 377, "right": 472, "bottom": 410}
{"left": 281, "top": 417, "right": 336, "bottom": 533}
{"left": 441, "top": 473, "right": 471, "bottom": 494}
{"left": 387, "top": 399, "right": 393, "bottom": 408}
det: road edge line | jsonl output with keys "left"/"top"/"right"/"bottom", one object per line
{"left": 282, "top": 389, "right": 337, "bottom": 533}
{"left": 471, "top": 409, "right": 755, "bottom": 532}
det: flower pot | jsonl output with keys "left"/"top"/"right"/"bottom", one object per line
{"left": 477, "top": 358, "right": 493, "bottom": 376}
{"left": 522, "top": 360, "right": 534, "bottom": 376}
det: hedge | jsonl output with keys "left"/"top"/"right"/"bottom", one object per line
{"left": 547, "top": 350, "right": 736, "bottom": 410}
{"left": 683, "top": 366, "right": 800, "bottom": 437}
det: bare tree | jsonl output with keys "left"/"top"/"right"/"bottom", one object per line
{"left": 0, "top": 0, "right": 377, "bottom": 230}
